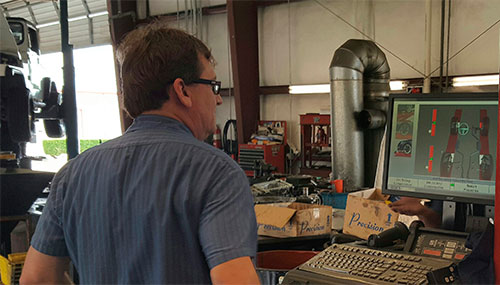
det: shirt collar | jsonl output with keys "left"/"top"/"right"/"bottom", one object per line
{"left": 125, "top": 115, "right": 193, "bottom": 137}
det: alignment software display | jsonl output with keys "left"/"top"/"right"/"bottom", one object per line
{"left": 384, "top": 94, "right": 497, "bottom": 204}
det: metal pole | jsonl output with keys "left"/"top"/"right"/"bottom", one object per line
{"left": 423, "top": 0, "right": 432, "bottom": 93}
{"left": 494, "top": 31, "right": 500, "bottom": 282}
{"left": 439, "top": 0, "right": 445, "bottom": 93}
{"left": 60, "top": 0, "right": 79, "bottom": 159}
{"left": 444, "top": 0, "right": 451, "bottom": 92}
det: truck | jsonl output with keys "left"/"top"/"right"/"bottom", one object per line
{"left": 0, "top": 12, "right": 65, "bottom": 168}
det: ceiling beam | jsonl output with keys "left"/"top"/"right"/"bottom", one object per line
{"left": 23, "top": 0, "right": 38, "bottom": 25}
{"left": 143, "top": 0, "right": 306, "bottom": 23}
{"left": 52, "top": 1, "right": 59, "bottom": 20}
{"left": 80, "top": 0, "right": 94, "bottom": 44}
{"left": 0, "top": 0, "right": 47, "bottom": 13}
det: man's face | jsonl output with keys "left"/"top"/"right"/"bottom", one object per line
{"left": 187, "top": 55, "right": 223, "bottom": 140}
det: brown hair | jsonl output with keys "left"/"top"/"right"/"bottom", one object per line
{"left": 116, "top": 21, "right": 212, "bottom": 118}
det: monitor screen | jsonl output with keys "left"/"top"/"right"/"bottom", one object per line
{"left": 382, "top": 93, "right": 497, "bottom": 205}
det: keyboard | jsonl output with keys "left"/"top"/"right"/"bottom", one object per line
{"left": 285, "top": 243, "right": 455, "bottom": 284}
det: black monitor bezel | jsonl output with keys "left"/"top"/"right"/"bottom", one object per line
{"left": 382, "top": 92, "right": 498, "bottom": 205}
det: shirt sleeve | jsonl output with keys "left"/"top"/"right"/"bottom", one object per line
{"left": 31, "top": 164, "right": 69, "bottom": 257}
{"left": 198, "top": 163, "right": 257, "bottom": 269}
{"left": 426, "top": 199, "right": 443, "bottom": 214}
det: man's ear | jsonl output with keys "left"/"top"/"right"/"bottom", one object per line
{"left": 171, "top": 78, "right": 193, "bottom": 108}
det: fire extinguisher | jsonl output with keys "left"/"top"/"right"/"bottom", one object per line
{"left": 222, "top": 120, "right": 238, "bottom": 160}
{"left": 213, "top": 125, "right": 222, "bottom": 149}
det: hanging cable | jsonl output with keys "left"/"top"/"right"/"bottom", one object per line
{"left": 191, "top": 0, "right": 195, "bottom": 35}
{"left": 287, "top": 0, "right": 294, "bottom": 174}
{"left": 184, "top": 0, "right": 188, "bottom": 32}
{"left": 427, "top": 18, "right": 500, "bottom": 79}
{"left": 199, "top": 0, "right": 203, "bottom": 41}
{"left": 439, "top": 0, "right": 446, "bottom": 93}
{"left": 176, "top": 0, "right": 180, "bottom": 29}
{"left": 226, "top": 19, "right": 235, "bottom": 143}
{"left": 287, "top": 0, "right": 293, "bottom": 147}
{"left": 445, "top": 0, "right": 451, "bottom": 92}
{"left": 313, "top": 0, "right": 425, "bottom": 77}
{"left": 315, "top": 0, "right": 500, "bottom": 89}
{"left": 192, "top": 0, "right": 196, "bottom": 36}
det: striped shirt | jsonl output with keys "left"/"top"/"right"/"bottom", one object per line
{"left": 31, "top": 115, "right": 257, "bottom": 284}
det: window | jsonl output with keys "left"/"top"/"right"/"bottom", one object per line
{"left": 27, "top": 45, "right": 121, "bottom": 172}
{"left": 28, "top": 27, "right": 40, "bottom": 55}
{"left": 8, "top": 22, "right": 23, "bottom": 45}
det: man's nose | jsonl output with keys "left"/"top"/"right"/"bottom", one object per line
{"left": 216, "top": 94, "right": 223, "bottom": 105}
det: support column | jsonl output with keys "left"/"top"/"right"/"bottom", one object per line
{"left": 495, "top": 72, "right": 499, "bottom": 283}
{"left": 107, "top": 0, "right": 137, "bottom": 132}
{"left": 60, "top": 0, "right": 79, "bottom": 159}
{"left": 227, "top": 0, "right": 260, "bottom": 144}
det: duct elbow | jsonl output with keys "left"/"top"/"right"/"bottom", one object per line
{"left": 330, "top": 39, "right": 390, "bottom": 82}
{"left": 359, "top": 109, "right": 387, "bottom": 130}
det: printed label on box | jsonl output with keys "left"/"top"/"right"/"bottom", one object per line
{"left": 343, "top": 189, "right": 399, "bottom": 240}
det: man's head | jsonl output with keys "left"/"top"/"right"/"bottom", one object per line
{"left": 116, "top": 22, "right": 222, "bottom": 140}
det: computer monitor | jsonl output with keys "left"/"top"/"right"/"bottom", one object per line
{"left": 382, "top": 93, "right": 497, "bottom": 205}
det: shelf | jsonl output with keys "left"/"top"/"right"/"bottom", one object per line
{"left": 300, "top": 114, "right": 330, "bottom": 125}
{"left": 300, "top": 114, "right": 331, "bottom": 176}
{"left": 300, "top": 167, "right": 331, "bottom": 177}
{"left": 305, "top": 143, "right": 331, "bottom": 147}
{"left": 310, "top": 156, "right": 331, "bottom": 162}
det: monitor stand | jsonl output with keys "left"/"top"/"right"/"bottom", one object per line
{"left": 442, "top": 201, "right": 456, "bottom": 230}
{"left": 485, "top": 206, "right": 494, "bottom": 220}
{"left": 443, "top": 201, "right": 494, "bottom": 232}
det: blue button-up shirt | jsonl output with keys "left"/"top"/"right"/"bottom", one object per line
{"left": 31, "top": 115, "right": 257, "bottom": 284}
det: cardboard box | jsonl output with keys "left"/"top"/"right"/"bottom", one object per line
{"left": 255, "top": 202, "right": 332, "bottom": 238}
{"left": 343, "top": 188, "right": 399, "bottom": 240}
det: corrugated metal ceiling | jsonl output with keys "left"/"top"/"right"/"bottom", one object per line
{"left": 1, "top": 0, "right": 110, "bottom": 54}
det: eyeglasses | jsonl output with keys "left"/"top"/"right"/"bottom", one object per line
{"left": 192, "top": 79, "right": 221, "bottom": 95}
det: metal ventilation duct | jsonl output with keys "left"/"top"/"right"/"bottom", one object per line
{"left": 329, "top": 39, "right": 390, "bottom": 192}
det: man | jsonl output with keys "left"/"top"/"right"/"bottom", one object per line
{"left": 20, "top": 22, "right": 259, "bottom": 284}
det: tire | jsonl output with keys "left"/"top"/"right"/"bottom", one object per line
{"left": 5, "top": 74, "right": 32, "bottom": 142}
{"left": 396, "top": 121, "right": 411, "bottom": 136}
{"left": 38, "top": 77, "right": 51, "bottom": 102}
{"left": 402, "top": 142, "right": 412, "bottom": 154}
{"left": 44, "top": 119, "right": 65, "bottom": 138}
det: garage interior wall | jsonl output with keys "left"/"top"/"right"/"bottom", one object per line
{"left": 151, "top": 0, "right": 500, "bottom": 149}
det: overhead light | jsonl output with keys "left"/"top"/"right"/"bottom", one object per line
{"left": 36, "top": 11, "right": 109, "bottom": 29}
{"left": 289, "top": 81, "right": 407, "bottom": 94}
{"left": 389, "top": 80, "right": 406, "bottom": 91}
{"left": 289, "top": 84, "right": 330, "bottom": 94}
{"left": 452, "top": 75, "right": 499, "bottom": 87}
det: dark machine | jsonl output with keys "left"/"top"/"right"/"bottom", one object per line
{"left": 250, "top": 174, "right": 328, "bottom": 206}
{"left": 282, "top": 220, "right": 472, "bottom": 284}
{"left": 1, "top": 14, "right": 64, "bottom": 255}
{"left": 282, "top": 93, "right": 497, "bottom": 284}
{"left": 0, "top": 169, "right": 53, "bottom": 255}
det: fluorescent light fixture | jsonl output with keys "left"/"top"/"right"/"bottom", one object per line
{"left": 289, "top": 81, "right": 407, "bottom": 94}
{"left": 37, "top": 21, "right": 59, "bottom": 29}
{"left": 37, "top": 11, "right": 109, "bottom": 29}
{"left": 389, "top": 80, "right": 406, "bottom": 90}
{"left": 452, "top": 75, "right": 499, "bottom": 87}
{"left": 289, "top": 84, "right": 330, "bottom": 94}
